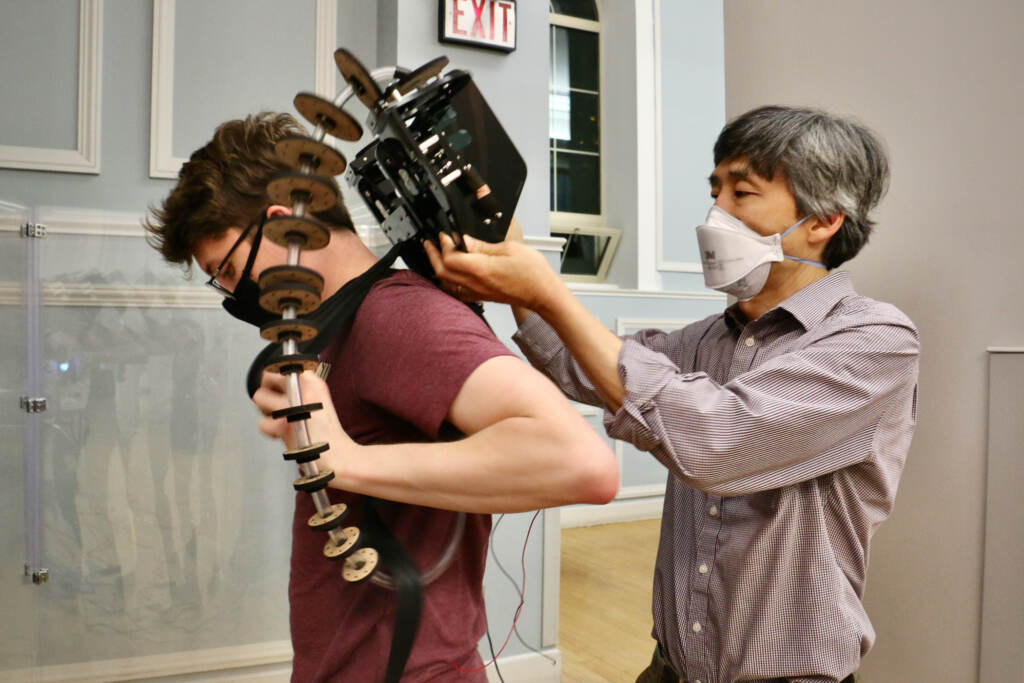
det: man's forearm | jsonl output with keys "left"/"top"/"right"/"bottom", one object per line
{"left": 327, "top": 413, "right": 618, "bottom": 513}
{"left": 529, "top": 286, "right": 626, "bottom": 412}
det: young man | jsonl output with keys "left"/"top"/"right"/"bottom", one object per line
{"left": 144, "top": 112, "right": 618, "bottom": 682}
{"left": 427, "top": 105, "right": 919, "bottom": 683}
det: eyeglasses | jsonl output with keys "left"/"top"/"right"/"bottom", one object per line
{"left": 204, "top": 218, "right": 261, "bottom": 299}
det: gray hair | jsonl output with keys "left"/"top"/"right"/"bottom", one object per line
{"left": 713, "top": 105, "right": 890, "bottom": 269}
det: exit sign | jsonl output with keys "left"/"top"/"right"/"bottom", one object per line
{"left": 439, "top": 0, "right": 517, "bottom": 53}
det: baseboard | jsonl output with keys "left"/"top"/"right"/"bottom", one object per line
{"left": 0, "top": 643, "right": 560, "bottom": 683}
{"left": 485, "top": 648, "right": 562, "bottom": 683}
{"left": 0, "top": 641, "right": 293, "bottom": 683}
{"left": 560, "top": 497, "right": 663, "bottom": 528}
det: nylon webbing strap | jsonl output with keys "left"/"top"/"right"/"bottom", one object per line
{"left": 246, "top": 243, "right": 403, "bottom": 398}
{"left": 363, "top": 498, "right": 423, "bottom": 683}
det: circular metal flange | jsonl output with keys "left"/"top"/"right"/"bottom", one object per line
{"left": 334, "top": 48, "right": 383, "bottom": 110}
{"left": 258, "top": 281, "right": 321, "bottom": 316}
{"left": 308, "top": 503, "right": 348, "bottom": 532}
{"left": 342, "top": 547, "right": 379, "bottom": 583}
{"left": 387, "top": 56, "right": 449, "bottom": 98}
{"left": 263, "top": 215, "right": 331, "bottom": 251}
{"left": 266, "top": 171, "right": 339, "bottom": 213}
{"left": 275, "top": 134, "right": 349, "bottom": 175}
{"left": 258, "top": 264, "right": 325, "bottom": 292}
{"left": 323, "top": 526, "right": 362, "bottom": 561}
{"left": 293, "top": 93, "right": 363, "bottom": 141}
{"left": 260, "top": 317, "right": 319, "bottom": 343}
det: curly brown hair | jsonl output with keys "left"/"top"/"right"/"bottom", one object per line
{"left": 143, "top": 111, "right": 354, "bottom": 274}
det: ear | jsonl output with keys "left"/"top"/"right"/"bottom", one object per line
{"left": 266, "top": 204, "right": 293, "bottom": 218}
{"left": 808, "top": 213, "right": 844, "bottom": 245}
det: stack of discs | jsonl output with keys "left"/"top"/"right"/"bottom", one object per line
{"left": 256, "top": 79, "right": 380, "bottom": 584}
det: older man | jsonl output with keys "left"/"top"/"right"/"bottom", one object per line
{"left": 427, "top": 105, "right": 919, "bottom": 683}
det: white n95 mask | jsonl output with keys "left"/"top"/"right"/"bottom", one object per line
{"left": 695, "top": 205, "right": 824, "bottom": 301}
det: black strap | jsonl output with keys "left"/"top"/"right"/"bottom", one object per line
{"left": 363, "top": 498, "right": 423, "bottom": 683}
{"left": 246, "top": 242, "right": 403, "bottom": 398}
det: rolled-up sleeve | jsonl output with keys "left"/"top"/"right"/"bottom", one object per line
{"left": 604, "top": 320, "right": 920, "bottom": 496}
{"left": 512, "top": 312, "right": 605, "bottom": 406}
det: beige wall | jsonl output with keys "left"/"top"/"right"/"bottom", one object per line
{"left": 722, "top": 1, "right": 1024, "bottom": 681}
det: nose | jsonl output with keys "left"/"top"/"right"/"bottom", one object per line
{"left": 713, "top": 195, "right": 733, "bottom": 214}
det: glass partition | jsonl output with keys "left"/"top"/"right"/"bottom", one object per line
{"left": 1, "top": 217, "right": 297, "bottom": 678}
{"left": 0, "top": 201, "right": 36, "bottom": 675}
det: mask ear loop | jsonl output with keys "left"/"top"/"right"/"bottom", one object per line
{"left": 780, "top": 214, "right": 827, "bottom": 269}
{"left": 233, "top": 210, "right": 269, "bottom": 294}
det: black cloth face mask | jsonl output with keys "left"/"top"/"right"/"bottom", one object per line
{"left": 221, "top": 213, "right": 278, "bottom": 327}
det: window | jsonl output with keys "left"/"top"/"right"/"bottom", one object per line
{"left": 549, "top": 1, "right": 619, "bottom": 282}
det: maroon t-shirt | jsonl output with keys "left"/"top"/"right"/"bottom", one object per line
{"left": 289, "top": 270, "right": 513, "bottom": 682}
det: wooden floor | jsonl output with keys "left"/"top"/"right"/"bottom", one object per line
{"left": 559, "top": 518, "right": 661, "bottom": 683}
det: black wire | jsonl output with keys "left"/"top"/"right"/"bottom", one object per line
{"left": 484, "top": 615, "right": 506, "bottom": 683}
{"left": 490, "top": 514, "right": 558, "bottom": 665}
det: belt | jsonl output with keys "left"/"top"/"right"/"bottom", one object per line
{"left": 650, "top": 644, "right": 855, "bottom": 683}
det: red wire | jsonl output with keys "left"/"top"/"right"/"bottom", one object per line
{"left": 450, "top": 509, "right": 541, "bottom": 674}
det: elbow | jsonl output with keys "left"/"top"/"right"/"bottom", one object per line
{"left": 568, "top": 435, "right": 619, "bottom": 505}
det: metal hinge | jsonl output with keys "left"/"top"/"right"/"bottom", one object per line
{"left": 19, "top": 396, "right": 47, "bottom": 413}
{"left": 25, "top": 565, "right": 49, "bottom": 584}
{"left": 20, "top": 222, "right": 46, "bottom": 238}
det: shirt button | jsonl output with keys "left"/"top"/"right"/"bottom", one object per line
{"left": 745, "top": 337, "right": 755, "bottom": 347}
{"left": 692, "top": 621, "right": 702, "bottom": 633}
{"left": 699, "top": 563, "right": 709, "bottom": 574}
{"left": 708, "top": 504, "right": 719, "bottom": 517}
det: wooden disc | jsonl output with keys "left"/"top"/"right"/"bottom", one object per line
{"left": 342, "top": 547, "right": 379, "bottom": 583}
{"left": 263, "top": 215, "right": 331, "bottom": 250}
{"left": 334, "top": 48, "right": 382, "bottom": 110}
{"left": 293, "top": 92, "right": 363, "bottom": 141}
{"left": 308, "top": 503, "right": 348, "bottom": 531}
{"left": 258, "top": 264, "right": 325, "bottom": 291}
{"left": 389, "top": 56, "right": 448, "bottom": 97}
{"left": 275, "top": 134, "right": 349, "bottom": 175}
{"left": 259, "top": 317, "right": 319, "bottom": 343}
{"left": 293, "top": 468, "right": 335, "bottom": 493}
{"left": 323, "top": 526, "right": 361, "bottom": 561}
{"left": 263, "top": 352, "right": 320, "bottom": 376}
{"left": 282, "top": 441, "right": 330, "bottom": 463}
{"left": 266, "top": 171, "right": 339, "bottom": 213}
{"left": 258, "top": 281, "right": 321, "bottom": 316}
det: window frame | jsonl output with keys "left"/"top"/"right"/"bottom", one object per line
{"left": 549, "top": 5, "right": 613, "bottom": 281}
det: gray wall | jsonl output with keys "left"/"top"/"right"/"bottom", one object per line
{"left": 723, "top": 1, "right": 1024, "bottom": 680}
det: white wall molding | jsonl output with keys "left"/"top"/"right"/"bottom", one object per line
{"left": 149, "top": 0, "right": 338, "bottom": 179}
{"left": 0, "top": 281, "right": 221, "bottom": 309}
{"left": 486, "top": 648, "right": 561, "bottom": 683}
{"left": 148, "top": 0, "right": 179, "bottom": 178}
{"left": 541, "top": 508, "right": 561, "bottom": 648}
{"left": 35, "top": 206, "right": 146, "bottom": 237}
{"left": 525, "top": 234, "right": 566, "bottom": 253}
{"left": 635, "top": 0, "right": 659, "bottom": 290}
{"left": 572, "top": 286, "right": 724, "bottom": 302}
{"left": 0, "top": 640, "right": 293, "bottom": 683}
{"left": 560, "top": 497, "right": 663, "bottom": 528}
{"left": 617, "top": 482, "right": 666, "bottom": 500}
{"left": 0, "top": 0, "right": 102, "bottom": 174}
{"left": 314, "top": 0, "right": 338, "bottom": 98}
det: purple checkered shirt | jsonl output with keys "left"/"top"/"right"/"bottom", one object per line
{"left": 513, "top": 272, "right": 919, "bottom": 683}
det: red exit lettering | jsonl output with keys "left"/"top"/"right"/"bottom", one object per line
{"left": 448, "top": 0, "right": 515, "bottom": 48}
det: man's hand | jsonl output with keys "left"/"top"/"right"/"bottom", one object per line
{"left": 424, "top": 232, "right": 562, "bottom": 313}
{"left": 251, "top": 370, "right": 359, "bottom": 472}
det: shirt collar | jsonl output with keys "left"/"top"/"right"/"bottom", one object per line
{"left": 777, "top": 270, "right": 855, "bottom": 330}
{"left": 723, "top": 271, "right": 855, "bottom": 332}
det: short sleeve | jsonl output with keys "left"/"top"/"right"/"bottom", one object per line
{"left": 346, "top": 273, "right": 514, "bottom": 439}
